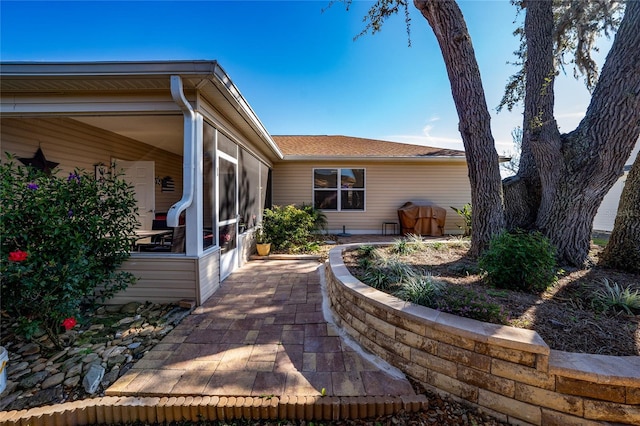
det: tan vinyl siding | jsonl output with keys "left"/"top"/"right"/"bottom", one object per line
{"left": 273, "top": 160, "right": 472, "bottom": 234}
{"left": 114, "top": 257, "right": 198, "bottom": 305}
{"left": 197, "top": 249, "right": 220, "bottom": 304}
{"left": 1, "top": 117, "right": 183, "bottom": 213}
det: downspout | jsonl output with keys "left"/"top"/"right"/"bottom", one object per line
{"left": 167, "top": 75, "right": 196, "bottom": 227}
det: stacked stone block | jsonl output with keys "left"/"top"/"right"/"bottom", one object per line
{"left": 326, "top": 247, "right": 640, "bottom": 425}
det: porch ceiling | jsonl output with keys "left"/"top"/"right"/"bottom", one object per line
{"left": 74, "top": 115, "right": 184, "bottom": 156}
{"left": 0, "top": 61, "right": 283, "bottom": 162}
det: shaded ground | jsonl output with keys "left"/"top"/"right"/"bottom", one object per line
{"left": 342, "top": 241, "right": 640, "bottom": 356}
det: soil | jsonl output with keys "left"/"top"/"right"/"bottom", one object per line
{"left": 342, "top": 241, "right": 640, "bottom": 356}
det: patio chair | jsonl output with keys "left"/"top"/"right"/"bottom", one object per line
{"left": 138, "top": 225, "right": 185, "bottom": 253}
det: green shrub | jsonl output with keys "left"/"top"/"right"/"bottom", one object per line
{"left": 357, "top": 244, "right": 376, "bottom": 258}
{"left": 591, "top": 279, "right": 640, "bottom": 315}
{"left": 394, "top": 272, "right": 444, "bottom": 306}
{"left": 391, "top": 238, "right": 415, "bottom": 255}
{"left": 361, "top": 268, "right": 391, "bottom": 290}
{"left": 357, "top": 256, "right": 373, "bottom": 270}
{"left": 0, "top": 156, "right": 138, "bottom": 346}
{"left": 406, "top": 233, "right": 428, "bottom": 250}
{"left": 262, "top": 204, "right": 317, "bottom": 252}
{"left": 479, "top": 230, "right": 557, "bottom": 293}
{"left": 450, "top": 203, "right": 472, "bottom": 237}
{"left": 435, "top": 286, "right": 508, "bottom": 324}
{"left": 300, "top": 203, "right": 327, "bottom": 234}
{"left": 378, "top": 256, "right": 416, "bottom": 284}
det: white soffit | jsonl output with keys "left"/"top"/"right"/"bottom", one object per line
{"left": 74, "top": 115, "right": 184, "bottom": 156}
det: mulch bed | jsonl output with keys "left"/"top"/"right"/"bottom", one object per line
{"left": 342, "top": 242, "right": 640, "bottom": 356}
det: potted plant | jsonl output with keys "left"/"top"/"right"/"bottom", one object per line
{"left": 255, "top": 226, "right": 271, "bottom": 256}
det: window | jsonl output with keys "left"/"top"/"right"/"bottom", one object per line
{"left": 313, "top": 168, "right": 365, "bottom": 211}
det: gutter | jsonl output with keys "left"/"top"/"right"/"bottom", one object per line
{"left": 167, "top": 75, "right": 196, "bottom": 227}
{"left": 281, "top": 155, "right": 510, "bottom": 163}
{"left": 281, "top": 155, "right": 469, "bottom": 163}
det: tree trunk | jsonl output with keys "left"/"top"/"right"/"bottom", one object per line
{"left": 414, "top": 0, "right": 504, "bottom": 256}
{"left": 532, "top": 0, "right": 640, "bottom": 266}
{"left": 503, "top": 0, "right": 556, "bottom": 231}
{"left": 600, "top": 151, "right": 640, "bottom": 273}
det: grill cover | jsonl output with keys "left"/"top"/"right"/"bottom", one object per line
{"left": 397, "top": 202, "right": 446, "bottom": 237}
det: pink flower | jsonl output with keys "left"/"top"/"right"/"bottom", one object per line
{"left": 62, "top": 317, "right": 77, "bottom": 331}
{"left": 8, "top": 250, "right": 28, "bottom": 262}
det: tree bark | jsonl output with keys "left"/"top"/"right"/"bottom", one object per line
{"left": 600, "top": 151, "right": 640, "bottom": 273}
{"left": 532, "top": 0, "right": 640, "bottom": 266}
{"left": 413, "top": 0, "right": 504, "bottom": 256}
{"left": 504, "top": 0, "right": 556, "bottom": 231}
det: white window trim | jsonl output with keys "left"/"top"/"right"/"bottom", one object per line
{"left": 312, "top": 168, "right": 366, "bottom": 212}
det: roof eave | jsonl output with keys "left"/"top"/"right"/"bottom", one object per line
{"left": 0, "top": 60, "right": 284, "bottom": 161}
{"left": 281, "top": 155, "right": 469, "bottom": 162}
{"left": 0, "top": 60, "right": 221, "bottom": 77}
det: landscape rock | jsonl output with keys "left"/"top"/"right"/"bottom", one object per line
{"left": 23, "top": 387, "right": 64, "bottom": 409}
{"left": 18, "top": 343, "right": 40, "bottom": 356}
{"left": 63, "top": 375, "right": 80, "bottom": 387}
{"left": 120, "top": 302, "right": 141, "bottom": 314}
{"left": 19, "top": 371, "right": 49, "bottom": 389}
{"left": 65, "top": 363, "right": 83, "bottom": 378}
{"left": 41, "top": 372, "right": 65, "bottom": 389}
{"left": 82, "top": 364, "right": 105, "bottom": 394}
{"left": 100, "top": 368, "right": 120, "bottom": 388}
{"left": 0, "top": 301, "right": 192, "bottom": 411}
{"left": 7, "top": 361, "right": 29, "bottom": 375}
{"left": 127, "top": 342, "right": 142, "bottom": 350}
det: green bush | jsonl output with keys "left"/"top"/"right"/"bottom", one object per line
{"left": 450, "top": 203, "right": 472, "bottom": 237}
{"left": 300, "top": 203, "right": 327, "bottom": 234}
{"left": 391, "top": 238, "right": 416, "bottom": 255}
{"left": 591, "top": 279, "right": 640, "bottom": 315}
{"left": 0, "top": 156, "right": 138, "bottom": 346}
{"left": 479, "top": 230, "right": 557, "bottom": 293}
{"left": 394, "top": 272, "right": 444, "bottom": 306}
{"left": 357, "top": 244, "right": 376, "bottom": 258}
{"left": 361, "top": 268, "right": 390, "bottom": 290}
{"left": 262, "top": 204, "right": 318, "bottom": 252}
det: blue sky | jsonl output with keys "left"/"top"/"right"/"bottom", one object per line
{"left": 1, "top": 0, "right": 607, "bottom": 155}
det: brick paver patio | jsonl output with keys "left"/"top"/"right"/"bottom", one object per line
{"left": 107, "top": 259, "right": 417, "bottom": 400}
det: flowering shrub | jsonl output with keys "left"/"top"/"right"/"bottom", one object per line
{"left": 8, "top": 250, "right": 28, "bottom": 262}
{"left": 61, "top": 317, "right": 77, "bottom": 331}
{"left": 0, "top": 155, "right": 139, "bottom": 346}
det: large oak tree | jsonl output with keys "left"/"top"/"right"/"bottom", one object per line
{"left": 343, "top": 0, "right": 640, "bottom": 266}
{"left": 601, "top": 153, "right": 640, "bottom": 273}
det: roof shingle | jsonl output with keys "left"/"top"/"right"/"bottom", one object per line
{"left": 272, "top": 135, "right": 465, "bottom": 158}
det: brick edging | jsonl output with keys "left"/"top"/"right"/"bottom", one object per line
{"left": 326, "top": 245, "right": 640, "bottom": 425}
{"left": 0, "top": 394, "right": 427, "bottom": 426}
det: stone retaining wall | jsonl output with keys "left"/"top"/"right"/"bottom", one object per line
{"left": 327, "top": 246, "right": 640, "bottom": 425}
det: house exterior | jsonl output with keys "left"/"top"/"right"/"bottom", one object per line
{"left": 1, "top": 60, "right": 473, "bottom": 307}
{"left": 1, "top": 61, "right": 281, "bottom": 305}
{"left": 593, "top": 138, "right": 639, "bottom": 232}
{"left": 272, "top": 135, "right": 472, "bottom": 235}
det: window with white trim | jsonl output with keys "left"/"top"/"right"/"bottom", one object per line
{"left": 313, "top": 168, "right": 365, "bottom": 211}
